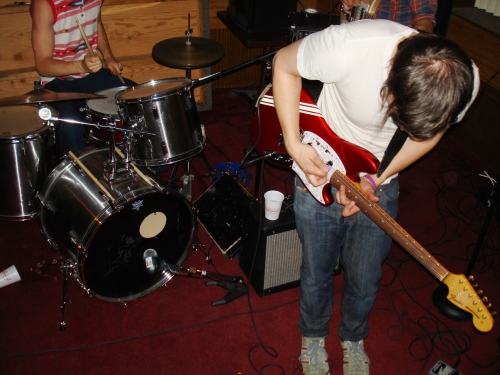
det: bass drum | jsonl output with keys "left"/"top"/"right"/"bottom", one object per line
{"left": 38, "top": 147, "right": 197, "bottom": 302}
{"left": 0, "top": 105, "right": 55, "bottom": 221}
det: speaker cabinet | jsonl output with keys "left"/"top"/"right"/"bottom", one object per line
{"left": 239, "top": 203, "right": 302, "bottom": 296}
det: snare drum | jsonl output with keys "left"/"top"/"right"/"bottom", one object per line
{"left": 86, "top": 86, "right": 128, "bottom": 145}
{"left": 0, "top": 105, "right": 55, "bottom": 221}
{"left": 116, "top": 78, "right": 205, "bottom": 166}
{"left": 38, "top": 147, "right": 197, "bottom": 302}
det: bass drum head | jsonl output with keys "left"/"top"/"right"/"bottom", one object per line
{"left": 84, "top": 191, "right": 195, "bottom": 302}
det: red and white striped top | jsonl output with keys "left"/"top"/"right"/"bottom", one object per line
{"left": 43, "top": 0, "right": 102, "bottom": 82}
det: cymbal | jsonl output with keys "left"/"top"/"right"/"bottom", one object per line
{"left": 152, "top": 37, "right": 225, "bottom": 70}
{"left": 0, "top": 89, "right": 106, "bottom": 106}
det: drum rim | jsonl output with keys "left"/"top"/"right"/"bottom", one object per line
{"left": 116, "top": 77, "right": 192, "bottom": 104}
{"left": 0, "top": 126, "right": 50, "bottom": 141}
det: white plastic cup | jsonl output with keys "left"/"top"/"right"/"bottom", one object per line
{"left": 0, "top": 265, "right": 21, "bottom": 288}
{"left": 264, "top": 190, "right": 285, "bottom": 220}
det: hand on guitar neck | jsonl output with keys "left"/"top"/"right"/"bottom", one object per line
{"left": 340, "top": 0, "right": 381, "bottom": 23}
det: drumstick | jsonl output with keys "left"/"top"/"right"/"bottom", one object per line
{"left": 75, "top": 18, "right": 95, "bottom": 57}
{"left": 75, "top": 18, "right": 125, "bottom": 84}
{"left": 114, "top": 147, "right": 154, "bottom": 187}
{"left": 68, "top": 151, "right": 115, "bottom": 202}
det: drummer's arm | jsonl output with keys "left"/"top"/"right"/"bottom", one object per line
{"left": 31, "top": 0, "right": 101, "bottom": 77}
{"left": 97, "top": 12, "right": 122, "bottom": 76}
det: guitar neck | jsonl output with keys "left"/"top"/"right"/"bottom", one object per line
{"left": 330, "top": 170, "right": 450, "bottom": 282}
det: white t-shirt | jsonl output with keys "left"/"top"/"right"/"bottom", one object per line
{"left": 297, "top": 19, "right": 479, "bottom": 168}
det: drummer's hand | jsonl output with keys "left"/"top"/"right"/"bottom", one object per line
{"left": 341, "top": 0, "right": 361, "bottom": 14}
{"left": 81, "top": 54, "right": 102, "bottom": 73}
{"left": 105, "top": 57, "right": 123, "bottom": 77}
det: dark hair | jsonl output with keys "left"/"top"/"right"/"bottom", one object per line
{"left": 381, "top": 33, "right": 474, "bottom": 140}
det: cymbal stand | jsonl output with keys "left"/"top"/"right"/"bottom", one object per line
{"left": 185, "top": 13, "right": 194, "bottom": 78}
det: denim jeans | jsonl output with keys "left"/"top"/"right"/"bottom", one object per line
{"left": 44, "top": 69, "right": 136, "bottom": 158}
{"left": 294, "top": 176, "right": 399, "bottom": 342}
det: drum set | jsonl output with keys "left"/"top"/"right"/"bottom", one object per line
{"left": 0, "top": 78, "right": 206, "bottom": 304}
{"left": 0, "top": 44, "right": 275, "bottom": 319}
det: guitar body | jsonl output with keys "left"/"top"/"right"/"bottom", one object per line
{"left": 340, "top": 0, "right": 382, "bottom": 23}
{"left": 252, "top": 85, "right": 379, "bottom": 204}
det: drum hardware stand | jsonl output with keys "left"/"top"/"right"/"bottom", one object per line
{"left": 37, "top": 105, "right": 156, "bottom": 185}
{"left": 59, "top": 260, "right": 75, "bottom": 331}
{"left": 163, "top": 262, "right": 248, "bottom": 306}
{"left": 156, "top": 238, "right": 248, "bottom": 305}
{"left": 167, "top": 152, "right": 215, "bottom": 202}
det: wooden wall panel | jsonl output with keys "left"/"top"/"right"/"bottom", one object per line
{"left": 447, "top": 15, "right": 500, "bottom": 91}
{"left": 209, "top": 28, "right": 264, "bottom": 89}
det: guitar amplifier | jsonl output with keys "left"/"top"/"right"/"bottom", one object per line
{"left": 287, "top": 10, "right": 339, "bottom": 44}
{"left": 239, "top": 201, "right": 303, "bottom": 296}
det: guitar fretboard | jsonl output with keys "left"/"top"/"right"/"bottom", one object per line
{"left": 330, "top": 170, "right": 450, "bottom": 281}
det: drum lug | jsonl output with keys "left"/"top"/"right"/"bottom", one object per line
{"left": 69, "top": 235, "right": 83, "bottom": 250}
{"left": 21, "top": 139, "right": 26, "bottom": 157}
{"left": 128, "top": 116, "right": 146, "bottom": 133}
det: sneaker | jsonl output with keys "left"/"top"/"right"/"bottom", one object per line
{"left": 341, "top": 340, "right": 370, "bottom": 375}
{"left": 299, "top": 336, "right": 330, "bottom": 375}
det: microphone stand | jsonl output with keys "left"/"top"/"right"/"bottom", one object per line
{"left": 163, "top": 262, "right": 248, "bottom": 306}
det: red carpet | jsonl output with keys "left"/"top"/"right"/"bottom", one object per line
{"left": 0, "top": 88, "right": 499, "bottom": 374}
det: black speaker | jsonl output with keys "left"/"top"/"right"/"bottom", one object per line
{"left": 194, "top": 174, "right": 257, "bottom": 258}
{"left": 239, "top": 202, "right": 302, "bottom": 296}
{"left": 227, "top": 0, "right": 298, "bottom": 33}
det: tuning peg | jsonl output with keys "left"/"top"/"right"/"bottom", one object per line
{"left": 468, "top": 275, "right": 475, "bottom": 282}
{"left": 477, "top": 289, "right": 484, "bottom": 296}
{"left": 491, "top": 310, "right": 497, "bottom": 317}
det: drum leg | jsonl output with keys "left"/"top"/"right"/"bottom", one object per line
{"left": 59, "top": 261, "right": 73, "bottom": 332}
{"left": 167, "top": 152, "right": 214, "bottom": 201}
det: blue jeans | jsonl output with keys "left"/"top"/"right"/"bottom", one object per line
{"left": 44, "top": 69, "right": 136, "bottom": 158}
{"left": 294, "top": 176, "right": 399, "bottom": 342}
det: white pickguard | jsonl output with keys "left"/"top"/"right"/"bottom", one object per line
{"left": 292, "top": 131, "right": 346, "bottom": 205}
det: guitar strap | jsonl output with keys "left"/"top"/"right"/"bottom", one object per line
{"left": 377, "top": 127, "right": 408, "bottom": 177}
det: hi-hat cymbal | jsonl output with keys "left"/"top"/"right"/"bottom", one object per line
{"left": 0, "top": 89, "right": 106, "bottom": 106}
{"left": 152, "top": 37, "right": 225, "bottom": 69}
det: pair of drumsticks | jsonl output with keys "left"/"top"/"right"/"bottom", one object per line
{"left": 75, "top": 19, "right": 125, "bottom": 84}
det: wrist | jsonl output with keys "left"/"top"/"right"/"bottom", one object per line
{"left": 361, "top": 175, "right": 377, "bottom": 191}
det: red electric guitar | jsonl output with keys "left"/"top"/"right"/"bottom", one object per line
{"left": 251, "top": 85, "right": 495, "bottom": 332}
{"left": 252, "top": 86, "right": 380, "bottom": 206}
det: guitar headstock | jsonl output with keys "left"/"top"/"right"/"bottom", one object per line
{"left": 443, "top": 273, "right": 496, "bottom": 332}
